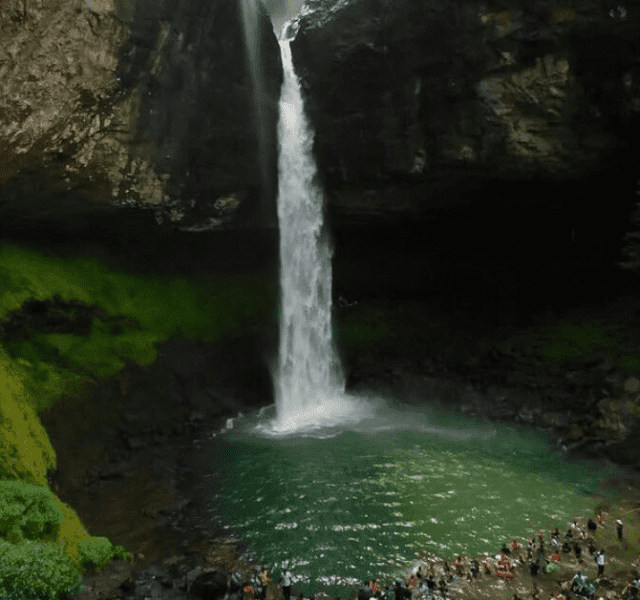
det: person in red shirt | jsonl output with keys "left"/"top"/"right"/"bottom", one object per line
{"left": 495, "top": 556, "right": 514, "bottom": 579}
{"left": 369, "top": 579, "right": 381, "bottom": 597}
{"left": 454, "top": 555, "right": 464, "bottom": 577}
{"left": 243, "top": 585, "right": 256, "bottom": 600}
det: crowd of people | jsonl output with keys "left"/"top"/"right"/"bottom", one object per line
{"left": 240, "top": 511, "right": 639, "bottom": 600}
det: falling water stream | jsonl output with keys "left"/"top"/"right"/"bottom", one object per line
{"left": 271, "top": 37, "right": 367, "bottom": 433}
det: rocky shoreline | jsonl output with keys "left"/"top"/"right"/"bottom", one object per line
{"left": 36, "top": 331, "right": 640, "bottom": 600}
{"left": 347, "top": 353, "right": 640, "bottom": 464}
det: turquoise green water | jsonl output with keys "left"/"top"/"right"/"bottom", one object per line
{"left": 196, "top": 400, "right": 606, "bottom": 597}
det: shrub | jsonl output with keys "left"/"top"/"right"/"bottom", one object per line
{"left": 0, "top": 539, "right": 82, "bottom": 600}
{"left": 77, "top": 535, "right": 114, "bottom": 570}
{"left": 111, "top": 543, "right": 132, "bottom": 561}
{"left": 0, "top": 481, "right": 61, "bottom": 542}
{"left": 0, "top": 479, "right": 131, "bottom": 577}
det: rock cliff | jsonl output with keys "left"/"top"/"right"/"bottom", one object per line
{"left": 289, "top": 0, "right": 640, "bottom": 223}
{"left": 0, "top": 0, "right": 283, "bottom": 231}
{"left": 2, "top": 0, "right": 639, "bottom": 234}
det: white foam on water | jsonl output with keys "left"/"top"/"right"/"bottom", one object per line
{"left": 272, "top": 393, "right": 370, "bottom": 433}
{"left": 253, "top": 393, "right": 371, "bottom": 436}
{"left": 249, "top": 391, "right": 498, "bottom": 440}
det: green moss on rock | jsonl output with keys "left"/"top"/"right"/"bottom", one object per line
{"left": 77, "top": 535, "right": 114, "bottom": 570}
{"left": 0, "top": 352, "right": 56, "bottom": 486}
{"left": 0, "top": 243, "right": 274, "bottom": 412}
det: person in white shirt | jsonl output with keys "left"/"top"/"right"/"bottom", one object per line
{"left": 595, "top": 549, "right": 605, "bottom": 577}
{"left": 282, "top": 563, "right": 293, "bottom": 600}
{"left": 617, "top": 519, "right": 624, "bottom": 540}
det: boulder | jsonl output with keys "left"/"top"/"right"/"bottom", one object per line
{"left": 542, "top": 412, "right": 570, "bottom": 428}
{"left": 567, "top": 423, "right": 584, "bottom": 441}
{"left": 624, "top": 376, "right": 640, "bottom": 395}
{"left": 187, "top": 567, "right": 229, "bottom": 600}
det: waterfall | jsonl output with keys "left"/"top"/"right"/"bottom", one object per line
{"left": 239, "top": 0, "right": 270, "bottom": 200}
{"left": 273, "top": 38, "right": 347, "bottom": 432}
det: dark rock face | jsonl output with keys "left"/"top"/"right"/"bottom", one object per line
{"left": 289, "top": 0, "right": 640, "bottom": 222}
{"left": 39, "top": 332, "right": 277, "bottom": 600}
{"left": 1, "top": 295, "right": 137, "bottom": 339}
{"left": 117, "top": 0, "right": 283, "bottom": 229}
{"left": 187, "top": 568, "right": 229, "bottom": 599}
{"left": 0, "top": 0, "right": 282, "bottom": 231}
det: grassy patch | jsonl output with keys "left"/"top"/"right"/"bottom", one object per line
{"left": 497, "top": 305, "right": 640, "bottom": 373}
{"left": 534, "top": 321, "right": 620, "bottom": 361}
{"left": 500, "top": 320, "right": 621, "bottom": 362}
{"left": 0, "top": 243, "right": 276, "bottom": 413}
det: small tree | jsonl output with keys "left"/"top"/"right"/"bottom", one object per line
{"left": 0, "top": 539, "right": 82, "bottom": 600}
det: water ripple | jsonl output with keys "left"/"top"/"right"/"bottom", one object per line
{"left": 204, "top": 404, "right": 605, "bottom": 598}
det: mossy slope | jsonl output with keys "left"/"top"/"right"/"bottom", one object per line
{"left": 0, "top": 242, "right": 275, "bottom": 599}
{"left": 0, "top": 243, "right": 275, "bottom": 413}
{"left": 0, "top": 353, "right": 56, "bottom": 486}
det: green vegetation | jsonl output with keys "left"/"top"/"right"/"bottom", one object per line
{"left": 498, "top": 299, "right": 640, "bottom": 372}
{"left": 0, "top": 355, "right": 56, "bottom": 486}
{"left": 336, "top": 304, "right": 396, "bottom": 355}
{"left": 0, "top": 480, "right": 132, "bottom": 600}
{"left": 0, "top": 539, "right": 82, "bottom": 600}
{"left": 0, "top": 242, "right": 273, "bottom": 599}
{"left": 0, "top": 243, "right": 275, "bottom": 413}
{"left": 536, "top": 322, "right": 620, "bottom": 360}
{"left": 77, "top": 536, "right": 117, "bottom": 570}
{"left": 335, "top": 296, "right": 640, "bottom": 375}
{"left": 497, "top": 319, "right": 622, "bottom": 364}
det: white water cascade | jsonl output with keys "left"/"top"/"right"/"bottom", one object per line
{"left": 272, "top": 37, "right": 366, "bottom": 433}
